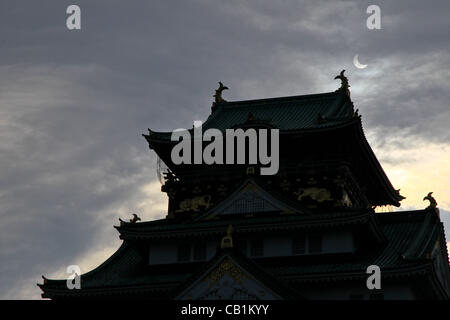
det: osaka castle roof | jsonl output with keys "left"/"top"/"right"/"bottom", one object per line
{"left": 38, "top": 208, "right": 448, "bottom": 299}
{"left": 144, "top": 85, "right": 404, "bottom": 207}
{"left": 38, "top": 73, "right": 449, "bottom": 300}
{"left": 145, "top": 88, "right": 356, "bottom": 142}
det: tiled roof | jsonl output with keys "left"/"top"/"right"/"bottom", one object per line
{"left": 144, "top": 88, "right": 356, "bottom": 141}
{"left": 39, "top": 242, "right": 192, "bottom": 297}
{"left": 267, "top": 210, "right": 441, "bottom": 279}
{"left": 142, "top": 88, "right": 403, "bottom": 207}
{"left": 116, "top": 209, "right": 373, "bottom": 240}
{"left": 173, "top": 249, "right": 305, "bottom": 299}
{"left": 206, "top": 89, "right": 354, "bottom": 131}
{"left": 38, "top": 209, "right": 445, "bottom": 298}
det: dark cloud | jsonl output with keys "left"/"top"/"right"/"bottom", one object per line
{"left": 0, "top": 0, "right": 449, "bottom": 298}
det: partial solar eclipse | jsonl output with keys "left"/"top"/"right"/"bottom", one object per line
{"left": 353, "top": 55, "right": 368, "bottom": 69}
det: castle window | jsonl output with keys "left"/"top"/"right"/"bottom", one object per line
{"left": 177, "top": 243, "right": 191, "bottom": 262}
{"left": 292, "top": 236, "right": 306, "bottom": 255}
{"left": 250, "top": 239, "right": 264, "bottom": 257}
{"left": 193, "top": 243, "right": 206, "bottom": 261}
{"left": 308, "top": 235, "right": 323, "bottom": 253}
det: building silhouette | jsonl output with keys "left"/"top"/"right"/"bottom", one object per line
{"left": 39, "top": 73, "right": 450, "bottom": 299}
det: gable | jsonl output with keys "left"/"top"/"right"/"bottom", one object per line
{"left": 198, "top": 179, "right": 305, "bottom": 221}
{"left": 176, "top": 256, "right": 282, "bottom": 300}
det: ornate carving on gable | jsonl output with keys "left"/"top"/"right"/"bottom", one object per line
{"left": 213, "top": 182, "right": 287, "bottom": 216}
{"left": 199, "top": 277, "right": 259, "bottom": 300}
{"left": 176, "top": 195, "right": 212, "bottom": 213}
{"left": 336, "top": 189, "right": 353, "bottom": 207}
{"left": 190, "top": 179, "right": 308, "bottom": 221}
{"left": 165, "top": 162, "right": 370, "bottom": 219}
{"left": 176, "top": 256, "right": 282, "bottom": 300}
{"left": 220, "top": 193, "right": 276, "bottom": 215}
{"left": 294, "top": 187, "right": 332, "bottom": 203}
{"left": 207, "top": 257, "right": 246, "bottom": 287}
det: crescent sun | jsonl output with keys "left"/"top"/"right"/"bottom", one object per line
{"left": 353, "top": 54, "right": 368, "bottom": 69}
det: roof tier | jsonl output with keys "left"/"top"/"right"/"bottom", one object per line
{"left": 38, "top": 208, "right": 447, "bottom": 299}
{"left": 144, "top": 88, "right": 355, "bottom": 143}
{"left": 143, "top": 87, "right": 403, "bottom": 206}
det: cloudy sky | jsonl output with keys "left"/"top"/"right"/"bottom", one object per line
{"left": 1, "top": 0, "right": 449, "bottom": 299}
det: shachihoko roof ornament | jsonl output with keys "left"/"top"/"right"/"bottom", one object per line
{"left": 334, "top": 70, "right": 350, "bottom": 97}
{"left": 423, "top": 192, "right": 438, "bottom": 210}
{"left": 213, "top": 81, "right": 228, "bottom": 104}
{"left": 119, "top": 213, "right": 141, "bottom": 226}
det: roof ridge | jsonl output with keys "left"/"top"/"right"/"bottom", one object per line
{"left": 143, "top": 88, "right": 353, "bottom": 139}
{"left": 219, "top": 90, "right": 342, "bottom": 108}
{"left": 39, "top": 242, "right": 130, "bottom": 286}
{"left": 376, "top": 209, "right": 428, "bottom": 221}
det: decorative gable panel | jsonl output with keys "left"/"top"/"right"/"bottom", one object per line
{"left": 198, "top": 179, "right": 304, "bottom": 220}
{"left": 176, "top": 256, "right": 282, "bottom": 300}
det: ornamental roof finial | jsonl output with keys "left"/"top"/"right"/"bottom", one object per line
{"left": 423, "top": 192, "right": 438, "bottom": 210}
{"left": 221, "top": 224, "right": 233, "bottom": 249}
{"left": 119, "top": 213, "right": 141, "bottom": 226}
{"left": 214, "top": 81, "right": 229, "bottom": 104}
{"left": 334, "top": 70, "right": 350, "bottom": 96}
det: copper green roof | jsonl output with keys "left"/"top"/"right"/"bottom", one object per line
{"left": 38, "top": 209, "right": 447, "bottom": 299}
{"left": 39, "top": 242, "right": 191, "bottom": 298}
{"left": 268, "top": 210, "right": 443, "bottom": 280}
{"left": 205, "top": 89, "right": 355, "bottom": 131}
{"left": 144, "top": 88, "right": 356, "bottom": 142}
{"left": 142, "top": 87, "right": 403, "bottom": 207}
{"left": 115, "top": 209, "right": 376, "bottom": 240}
